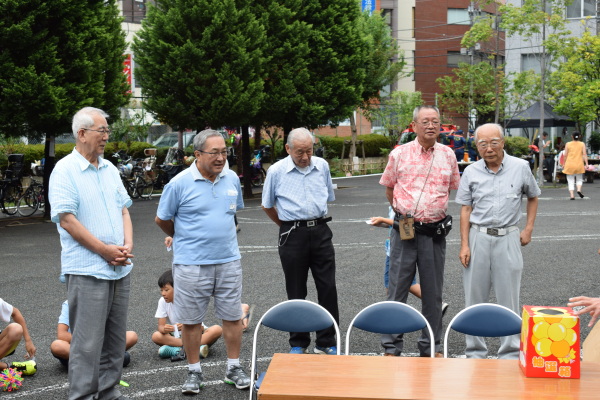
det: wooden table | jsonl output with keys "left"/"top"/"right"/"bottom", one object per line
{"left": 258, "top": 354, "right": 600, "bottom": 400}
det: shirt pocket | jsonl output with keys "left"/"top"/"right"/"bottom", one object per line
{"left": 226, "top": 189, "right": 238, "bottom": 214}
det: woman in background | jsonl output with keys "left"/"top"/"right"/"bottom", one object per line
{"left": 560, "top": 132, "right": 588, "bottom": 200}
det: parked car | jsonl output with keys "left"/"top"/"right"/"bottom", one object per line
{"left": 153, "top": 129, "right": 229, "bottom": 148}
{"left": 152, "top": 131, "right": 196, "bottom": 148}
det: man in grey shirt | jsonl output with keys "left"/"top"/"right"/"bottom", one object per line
{"left": 456, "top": 123, "right": 540, "bottom": 359}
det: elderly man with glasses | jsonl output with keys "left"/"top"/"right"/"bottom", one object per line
{"left": 49, "top": 107, "right": 133, "bottom": 400}
{"left": 380, "top": 106, "right": 460, "bottom": 357}
{"left": 456, "top": 123, "right": 540, "bottom": 359}
{"left": 155, "top": 129, "right": 250, "bottom": 395}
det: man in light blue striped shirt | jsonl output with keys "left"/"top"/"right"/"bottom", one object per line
{"left": 49, "top": 107, "right": 133, "bottom": 400}
{"left": 262, "top": 128, "right": 339, "bottom": 355}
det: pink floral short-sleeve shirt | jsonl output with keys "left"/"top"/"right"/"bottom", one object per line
{"left": 380, "top": 140, "right": 460, "bottom": 223}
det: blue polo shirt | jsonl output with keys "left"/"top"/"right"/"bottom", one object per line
{"left": 156, "top": 163, "right": 243, "bottom": 265}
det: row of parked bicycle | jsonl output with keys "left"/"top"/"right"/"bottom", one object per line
{"left": 0, "top": 144, "right": 274, "bottom": 216}
{"left": 0, "top": 154, "right": 45, "bottom": 217}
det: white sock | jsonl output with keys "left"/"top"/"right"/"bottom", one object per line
{"left": 227, "top": 358, "right": 240, "bottom": 371}
{"left": 188, "top": 362, "right": 201, "bottom": 373}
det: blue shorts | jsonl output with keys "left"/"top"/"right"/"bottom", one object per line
{"left": 172, "top": 260, "right": 243, "bottom": 324}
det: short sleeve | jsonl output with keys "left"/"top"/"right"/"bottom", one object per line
{"left": 155, "top": 298, "right": 168, "bottom": 319}
{"left": 58, "top": 300, "right": 70, "bottom": 326}
{"left": 0, "top": 298, "right": 13, "bottom": 323}
{"left": 49, "top": 163, "right": 80, "bottom": 223}
{"left": 455, "top": 168, "right": 473, "bottom": 206}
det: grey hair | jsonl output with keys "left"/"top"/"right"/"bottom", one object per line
{"left": 412, "top": 105, "right": 440, "bottom": 122}
{"left": 193, "top": 129, "right": 223, "bottom": 151}
{"left": 474, "top": 123, "right": 504, "bottom": 142}
{"left": 72, "top": 107, "right": 109, "bottom": 138}
{"left": 287, "top": 128, "right": 315, "bottom": 148}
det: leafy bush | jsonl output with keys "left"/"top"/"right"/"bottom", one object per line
{"left": 504, "top": 136, "right": 530, "bottom": 157}
{"left": 317, "top": 134, "right": 391, "bottom": 159}
{"left": 588, "top": 131, "right": 600, "bottom": 154}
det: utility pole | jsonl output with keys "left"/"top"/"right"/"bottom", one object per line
{"left": 468, "top": 1, "right": 476, "bottom": 131}
{"left": 537, "top": 0, "right": 547, "bottom": 186}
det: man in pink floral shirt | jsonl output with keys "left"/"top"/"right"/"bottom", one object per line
{"left": 380, "top": 105, "right": 460, "bottom": 357}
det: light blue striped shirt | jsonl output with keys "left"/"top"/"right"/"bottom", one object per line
{"left": 262, "top": 155, "right": 335, "bottom": 221}
{"left": 49, "top": 148, "right": 133, "bottom": 280}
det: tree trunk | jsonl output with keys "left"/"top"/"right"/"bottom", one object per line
{"left": 43, "top": 135, "right": 56, "bottom": 219}
{"left": 241, "top": 124, "right": 253, "bottom": 199}
{"left": 349, "top": 112, "right": 357, "bottom": 161}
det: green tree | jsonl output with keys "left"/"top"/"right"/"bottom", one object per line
{"left": 503, "top": 70, "right": 541, "bottom": 128}
{"left": 436, "top": 62, "right": 502, "bottom": 130}
{"left": 548, "top": 29, "right": 600, "bottom": 129}
{"left": 250, "top": 0, "right": 366, "bottom": 150}
{"left": 346, "top": 10, "right": 408, "bottom": 160}
{"left": 0, "top": 0, "right": 129, "bottom": 216}
{"left": 133, "top": 0, "right": 266, "bottom": 131}
{"left": 133, "top": 0, "right": 267, "bottom": 197}
{"left": 364, "top": 91, "right": 423, "bottom": 148}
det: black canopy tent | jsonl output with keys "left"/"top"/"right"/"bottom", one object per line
{"left": 505, "top": 101, "right": 576, "bottom": 128}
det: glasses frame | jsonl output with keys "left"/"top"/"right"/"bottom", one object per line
{"left": 417, "top": 121, "right": 441, "bottom": 127}
{"left": 83, "top": 128, "right": 112, "bottom": 135}
{"left": 476, "top": 140, "right": 503, "bottom": 150}
{"left": 198, "top": 149, "right": 228, "bottom": 159}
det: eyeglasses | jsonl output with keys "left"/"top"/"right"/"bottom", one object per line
{"left": 476, "top": 140, "right": 503, "bottom": 150}
{"left": 199, "top": 150, "right": 228, "bottom": 158}
{"left": 417, "top": 120, "right": 440, "bottom": 127}
{"left": 83, "top": 128, "right": 112, "bottom": 135}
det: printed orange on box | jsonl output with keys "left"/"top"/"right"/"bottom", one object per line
{"left": 519, "top": 306, "right": 580, "bottom": 379}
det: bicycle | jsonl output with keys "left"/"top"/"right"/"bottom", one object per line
{"left": 0, "top": 154, "right": 25, "bottom": 215}
{"left": 112, "top": 151, "right": 153, "bottom": 200}
{"left": 0, "top": 178, "right": 22, "bottom": 215}
{"left": 17, "top": 178, "right": 44, "bottom": 217}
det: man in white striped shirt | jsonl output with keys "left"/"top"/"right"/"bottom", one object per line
{"left": 49, "top": 107, "right": 134, "bottom": 400}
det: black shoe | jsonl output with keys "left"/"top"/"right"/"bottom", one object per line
{"left": 123, "top": 351, "right": 131, "bottom": 367}
{"left": 442, "top": 302, "right": 449, "bottom": 317}
{"left": 578, "top": 191, "right": 585, "bottom": 198}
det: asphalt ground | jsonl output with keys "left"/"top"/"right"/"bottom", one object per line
{"left": 1, "top": 173, "right": 600, "bottom": 399}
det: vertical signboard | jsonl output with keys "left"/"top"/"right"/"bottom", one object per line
{"left": 361, "top": 0, "right": 376, "bottom": 14}
{"left": 123, "top": 54, "right": 133, "bottom": 94}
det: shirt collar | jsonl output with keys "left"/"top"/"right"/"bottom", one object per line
{"left": 483, "top": 151, "right": 507, "bottom": 174}
{"left": 284, "top": 155, "right": 316, "bottom": 173}
{"left": 412, "top": 139, "right": 437, "bottom": 154}
{"left": 72, "top": 147, "right": 108, "bottom": 171}
{"left": 190, "top": 160, "right": 227, "bottom": 182}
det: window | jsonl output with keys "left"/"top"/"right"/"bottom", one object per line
{"left": 567, "top": 0, "right": 595, "bottom": 18}
{"left": 381, "top": 9, "right": 393, "bottom": 28}
{"left": 521, "top": 54, "right": 541, "bottom": 74}
{"left": 448, "top": 51, "right": 470, "bottom": 67}
{"left": 448, "top": 8, "right": 470, "bottom": 25}
{"left": 122, "top": 0, "right": 147, "bottom": 23}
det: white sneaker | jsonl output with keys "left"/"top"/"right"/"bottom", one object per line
{"left": 199, "top": 344, "right": 209, "bottom": 359}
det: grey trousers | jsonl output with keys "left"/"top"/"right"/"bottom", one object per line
{"left": 381, "top": 229, "right": 445, "bottom": 356}
{"left": 463, "top": 228, "right": 522, "bottom": 359}
{"left": 66, "top": 274, "right": 130, "bottom": 400}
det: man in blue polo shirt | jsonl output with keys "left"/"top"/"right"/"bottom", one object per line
{"left": 262, "top": 128, "right": 339, "bottom": 355}
{"left": 155, "top": 129, "right": 248, "bottom": 395}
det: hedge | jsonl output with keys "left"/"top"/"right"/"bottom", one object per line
{"left": 317, "top": 134, "right": 391, "bottom": 159}
{"left": 504, "top": 136, "right": 530, "bottom": 158}
{"left": 0, "top": 141, "right": 156, "bottom": 176}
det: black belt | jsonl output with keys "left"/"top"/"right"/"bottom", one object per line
{"left": 281, "top": 216, "right": 332, "bottom": 227}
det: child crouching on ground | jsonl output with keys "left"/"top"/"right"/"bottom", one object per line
{"left": 152, "top": 270, "right": 224, "bottom": 361}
